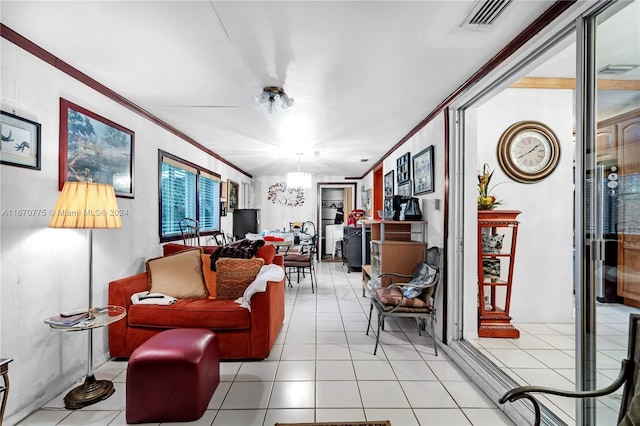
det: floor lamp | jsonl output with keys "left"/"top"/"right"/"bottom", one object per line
{"left": 49, "top": 182, "right": 122, "bottom": 409}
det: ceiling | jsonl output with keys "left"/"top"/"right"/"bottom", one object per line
{"left": 2, "top": 0, "right": 574, "bottom": 178}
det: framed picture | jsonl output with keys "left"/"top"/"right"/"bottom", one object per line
{"left": 396, "top": 152, "right": 410, "bottom": 184}
{"left": 59, "top": 98, "right": 134, "bottom": 197}
{"left": 364, "top": 188, "right": 373, "bottom": 217}
{"left": 384, "top": 170, "right": 394, "bottom": 198}
{"left": 398, "top": 181, "right": 412, "bottom": 197}
{"left": 413, "top": 146, "right": 434, "bottom": 195}
{"left": 227, "top": 179, "right": 239, "bottom": 212}
{"left": 1, "top": 111, "right": 41, "bottom": 170}
{"left": 220, "top": 181, "right": 228, "bottom": 216}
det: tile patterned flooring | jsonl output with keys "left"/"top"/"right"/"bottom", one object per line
{"left": 17, "top": 260, "right": 513, "bottom": 426}
{"left": 469, "top": 302, "right": 640, "bottom": 425}
{"left": 17, "top": 259, "right": 637, "bottom": 426}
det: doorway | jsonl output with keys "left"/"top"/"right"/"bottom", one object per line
{"left": 317, "top": 182, "right": 357, "bottom": 261}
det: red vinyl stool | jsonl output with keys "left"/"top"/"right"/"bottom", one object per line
{"left": 126, "top": 329, "right": 220, "bottom": 424}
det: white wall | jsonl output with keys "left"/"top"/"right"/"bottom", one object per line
{"left": 0, "top": 39, "right": 250, "bottom": 424}
{"left": 362, "top": 112, "right": 447, "bottom": 339}
{"left": 466, "top": 87, "right": 575, "bottom": 334}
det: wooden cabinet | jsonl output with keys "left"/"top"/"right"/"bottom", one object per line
{"left": 614, "top": 110, "right": 640, "bottom": 306}
{"left": 367, "top": 220, "right": 428, "bottom": 284}
{"left": 477, "top": 210, "right": 520, "bottom": 338}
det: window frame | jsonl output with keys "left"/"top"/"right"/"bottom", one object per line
{"left": 158, "top": 150, "right": 221, "bottom": 242}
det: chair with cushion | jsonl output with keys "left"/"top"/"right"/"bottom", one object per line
{"left": 179, "top": 218, "right": 200, "bottom": 246}
{"left": 211, "top": 230, "right": 228, "bottom": 246}
{"left": 366, "top": 246, "right": 442, "bottom": 356}
{"left": 284, "top": 234, "right": 318, "bottom": 293}
{"left": 500, "top": 313, "right": 640, "bottom": 426}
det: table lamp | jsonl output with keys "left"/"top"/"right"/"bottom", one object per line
{"left": 49, "top": 182, "right": 122, "bottom": 409}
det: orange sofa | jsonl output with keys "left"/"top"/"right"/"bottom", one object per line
{"left": 108, "top": 243, "right": 285, "bottom": 360}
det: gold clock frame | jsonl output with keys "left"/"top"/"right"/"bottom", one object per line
{"left": 497, "top": 120, "right": 560, "bottom": 183}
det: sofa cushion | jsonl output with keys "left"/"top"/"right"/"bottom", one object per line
{"left": 209, "top": 239, "right": 266, "bottom": 271}
{"left": 201, "top": 254, "right": 217, "bottom": 299}
{"left": 256, "top": 243, "right": 276, "bottom": 265}
{"left": 127, "top": 299, "right": 250, "bottom": 329}
{"left": 147, "top": 248, "right": 207, "bottom": 299}
{"left": 216, "top": 257, "right": 264, "bottom": 299}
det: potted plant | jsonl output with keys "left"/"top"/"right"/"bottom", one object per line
{"left": 477, "top": 163, "right": 503, "bottom": 210}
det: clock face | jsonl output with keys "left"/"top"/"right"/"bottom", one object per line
{"left": 498, "top": 121, "right": 560, "bottom": 183}
{"left": 509, "top": 130, "right": 553, "bottom": 173}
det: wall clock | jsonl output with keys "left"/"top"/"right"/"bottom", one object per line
{"left": 497, "top": 121, "right": 560, "bottom": 183}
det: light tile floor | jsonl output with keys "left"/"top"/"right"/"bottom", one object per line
{"left": 17, "top": 260, "right": 513, "bottom": 426}
{"left": 469, "top": 302, "right": 640, "bottom": 425}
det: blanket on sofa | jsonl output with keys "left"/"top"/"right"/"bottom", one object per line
{"left": 235, "top": 264, "right": 285, "bottom": 311}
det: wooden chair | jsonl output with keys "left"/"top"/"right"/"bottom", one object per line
{"left": 366, "top": 247, "right": 442, "bottom": 356}
{"left": 179, "top": 218, "right": 200, "bottom": 246}
{"left": 500, "top": 313, "right": 640, "bottom": 426}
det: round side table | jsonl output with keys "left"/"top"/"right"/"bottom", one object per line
{"left": 47, "top": 305, "right": 126, "bottom": 409}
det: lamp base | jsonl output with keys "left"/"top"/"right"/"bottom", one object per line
{"left": 64, "top": 374, "right": 114, "bottom": 409}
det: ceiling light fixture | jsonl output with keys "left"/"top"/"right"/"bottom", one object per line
{"left": 287, "top": 153, "right": 312, "bottom": 189}
{"left": 257, "top": 86, "right": 294, "bottom": 113}
{"left": 598, "top": 64, "right": 640, "bottom": 75}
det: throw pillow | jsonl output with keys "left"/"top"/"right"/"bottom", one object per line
{"left": 146, "top": 248, "right": 207, "bottom": 299}
{"left": 216, "top": 257, "right": 264, "bottom": 300}
{"left": 201, "top": 254, "right": 217, "bottom": 299}
{"left": 209, "top": 239, "right": 266, "bottom": 271}
{"left": 375, "top": 287, "right": 429, "bottom": 309}
{"left": 256, "top": 244, "right": 276, "bottom": 265}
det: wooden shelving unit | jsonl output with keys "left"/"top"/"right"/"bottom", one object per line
{"left": 365, "top": 220, "right": 428, "bottom": 285}
{"left": 477, "top": 210, "right": 520, "bottom": 338}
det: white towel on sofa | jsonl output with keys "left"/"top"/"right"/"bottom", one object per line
{"left": 235, "top": 264, "right": 285, "bottom": 311}
{"left": 131, "top": 291, "right": 177, "bottom": 305}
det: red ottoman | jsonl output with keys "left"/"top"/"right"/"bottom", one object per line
{"left": 126, "top": 329, "right": 220, "bottom": 424}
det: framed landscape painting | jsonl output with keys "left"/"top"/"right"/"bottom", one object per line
{"left": 59, "top": 98, "right": 135, "bottom": 198}
{"left": 1, "top": 111, "right": 41, "bottom": 170}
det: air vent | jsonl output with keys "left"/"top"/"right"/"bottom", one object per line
{"left": 461, "top": 0, "right": 513, "bottom": 29}
{"left": 599, "top": 64, "right": 640, "bottom": 75}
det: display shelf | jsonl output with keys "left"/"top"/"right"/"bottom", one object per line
{"left": 477, "top": 210, "right": 521, "bottom": 338}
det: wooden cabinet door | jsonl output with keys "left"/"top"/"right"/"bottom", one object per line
{"left": 596, "top": 124, "right": 617, "bottom": 161}
{"left": 617, "top": 112, "right": 640, "bottom": 306}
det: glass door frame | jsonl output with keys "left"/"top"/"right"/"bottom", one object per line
{"left": 443, "top": 1, "right": 624, "bottom": 424}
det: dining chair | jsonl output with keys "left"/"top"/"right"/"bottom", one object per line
{"left": 284, "top": 234, "right": 318, "bottom": 293}
{"left": 211, "top": 230, "right": 227, "bottom": 246}
{"left": 179, "top": 218, "right": 200, "bottom": 246}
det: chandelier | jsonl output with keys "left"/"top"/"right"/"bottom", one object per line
{"left": 257, "top": 86, "right": 294, "bottom": 113}
{"left": 287, "top": 153, "right": 312, "bottom": 188}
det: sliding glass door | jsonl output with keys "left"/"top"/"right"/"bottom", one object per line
{"left": 577, "top": 1, "right": 640, "bottom": 423}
